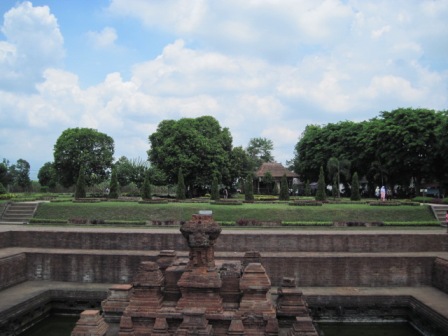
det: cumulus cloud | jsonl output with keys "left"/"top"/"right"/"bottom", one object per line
{"left": 0, "top": 1, "right": 64, "bottom": 92}
{"left": 1, "top": 1, "right": 447, "bottom": 177}
{"left": 87, "top": 27, "right": 117, "bottom": 49}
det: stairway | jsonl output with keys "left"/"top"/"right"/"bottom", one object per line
{"left": 0, "top": 202, "right": 38, "bottom": 224}
{"left": 430, "top": 204, "right": 448, "bottom": 226}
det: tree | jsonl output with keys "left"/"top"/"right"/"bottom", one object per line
{"left": 148, "top": 116, "right": 233, "bottom": 192}
{"left": 38, "top": 162, "right": 57, "bottom": 190}
{"left": 75, "top": 166, "right": 86, "bottom": 199}
{"left": 229, "top": 146, "right": 252, "bottom": 184}
{"left": 315, "top": 166, "right": 327, "bottom": 201}
{"left": 263, "top": 171, "right": 274, "bottom": 195}
{"left": 327, "top": 157, "right": 350, "bottom": 198}
{"left": 54, "top": 128, "right": 114, "bottom": 188}
{"left": 211, "top": 175, "right": 220, "bottom": 200}
{"left": 176, "top": 168, "right": 186, "bottom": 200}
{"left": 0, "top": 160, "right": 12, "bottom": 189}
{"left": 246, "top": 137, "right": 274, "bottom": 170}
{"left": 304, "top": 179, "right": 311, "bottom": 196}
{"left": 244, "top": 173, "right": 254, "bottom": 201}
{"left": 109, "top": 167, "right": 119, "bottom": 199}
{"left": 141, "top": 172, "right": 152, "bottom": 199}
{"left": 0, "top": 182, "right": 6, "bottom": 194}
{"left": 351, "top": 172, "right": 361, "bottom": 201}
{"left": 9, "top": 159, "right": 31, "bottom": 191}
{"left": 279, "top": 174, "right": 290, "bottom": 201}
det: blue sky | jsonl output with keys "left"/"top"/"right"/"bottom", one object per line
{"left": 1, "top": 0, "right": 447, "bottom": 180}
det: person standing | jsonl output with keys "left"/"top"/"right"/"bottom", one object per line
{"left": 380, "top": 186, "right": 386, "bottom": 201}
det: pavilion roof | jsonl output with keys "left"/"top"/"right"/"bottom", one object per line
{"left": 254, "top": 162, "right": 299, "bottom": 178}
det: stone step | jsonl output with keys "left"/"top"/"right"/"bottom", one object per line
{"left": 431, "top": 205, "right": 448, "bottom": 224}
{"left": 0, "top": 202, "right": 38, "bottom": 224}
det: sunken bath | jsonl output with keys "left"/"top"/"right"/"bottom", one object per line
{"left": 0, "top": 213, "right": 448, "bottom": 335}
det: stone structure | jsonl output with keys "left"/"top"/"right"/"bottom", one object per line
{"left": 71, "top": 309, "right": 109, "bottom": 336}
{"left": 97, "top": 213, "right": 319, "bottom": 335}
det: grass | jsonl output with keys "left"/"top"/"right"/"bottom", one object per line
{"left": 34, "top": 201, "right": 437, "bottom": 223}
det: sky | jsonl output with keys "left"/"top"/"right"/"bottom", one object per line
{"left": 0, "top": 0, "right": 447, "bottom": 180}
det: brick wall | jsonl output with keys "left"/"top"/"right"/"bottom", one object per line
{"left": 0, "top": 231, "right": 12, "bottom": 248}
{"left": 17, "top": 251, "right": 434, "bottom": 287}
{"left": 8, "top": 231, "right": 448, "bottom": 253}
{"left": 0, "top": 253, "right": 27, "bottom": 290}
{"left": 26, "top": 252, "right": 158, "bottom": 284}
{"left": 261, "top": 255, "right": 434, "bottom": 287}
{"left": 432, "top": 257, "right": 448, "bottom": 294}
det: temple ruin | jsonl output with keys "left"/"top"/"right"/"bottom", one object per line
{"left": 80, "top": 213, "right": 319, "bottom": 335}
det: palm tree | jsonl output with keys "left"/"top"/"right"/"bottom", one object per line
{"left": 327, "top": 157, "right": 351, "bottom": 198}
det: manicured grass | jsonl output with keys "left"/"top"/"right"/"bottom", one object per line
{"left": 34, "top": 201, "right": 436, "bottom": 223}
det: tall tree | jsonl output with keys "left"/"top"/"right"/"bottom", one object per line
{"left": 148, "top": 116, "right": 233, "bottom": 191}
{"left": 11, "top": 159, "right": 31, "bottom": 190}
{"left": 0, "top": 160, "right": 12, "bottom": 189}
{"left": 38, "top": 162, "right": 57, "bottom": 190}
{"left": 246, "top": 137, "right": 274, "bottom": 170}
{"left": 327, "top": 157, "right": 350, "bottom": 198}
{"left": 54, "top": 128, "right": 114, "bottom": 187}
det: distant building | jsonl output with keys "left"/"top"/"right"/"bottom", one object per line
{"left": 254, "top": 162, "right": 299, "bottom": 194}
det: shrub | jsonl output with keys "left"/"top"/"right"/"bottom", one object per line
{"left": 29, "top": 218, "right": 67, "bottom": 224}
{"left": 0, "top": 183, "right": 7, "bottom": 195}
{"left": 236, "top": 218, "right": 261, "bottom": 226}
{"left": 290, "top": 200, "right": 323, "bottom": 206}
{"left": 68, "top": 217, "right": 88, "bottom": 224}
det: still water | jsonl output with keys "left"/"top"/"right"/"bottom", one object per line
{"left": 19, "top": 316, "right": 423, "bottom": 336}
{"left": 319, "top": 322, "right": 422, "bottom": 336}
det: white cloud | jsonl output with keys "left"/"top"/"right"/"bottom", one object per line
{"left": 1, "top": 1, "right": 448, "bottom": 178}
{"left": 87, "top": 27, "right": 117, "bottom": 49}
{"left": 0, "top": 1, "right": 64, "bottom": 92}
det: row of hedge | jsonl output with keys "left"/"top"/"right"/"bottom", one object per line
{"left": 29, "top": 218, "right": 441, "bottom": 227}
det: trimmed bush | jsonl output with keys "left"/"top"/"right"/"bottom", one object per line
{"left": 29, "top": 218, "right": 67, "bottom": 224}
{"left": 109, "top": 167, "right": 119, "bottom": 199}
{"left": 315, "top": 166, "right": 327, "bottom": 201}
{"left": 279, "top": 174, "right": 289, "bottom": 201}
{"left": 141, "top": 172, "right": 152, "bottom": 200}
{"left": 290, "top": 200, "right": 323, "bottom": 206}
{"left": 350, "top": 172, "right": 361, "bottom": 201}
{"left": 74, "top": 166, "right": 86, "bottom": 199}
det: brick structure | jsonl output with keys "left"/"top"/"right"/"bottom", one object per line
{"left": 71, "top": 309, "right": 108, "bottom": 336}
{"left": 100, "top": 213, "right": 318, "bottom": 335}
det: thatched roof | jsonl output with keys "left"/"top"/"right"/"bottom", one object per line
{"left": 255, "top": 162, "right": 299, "bottom": 178}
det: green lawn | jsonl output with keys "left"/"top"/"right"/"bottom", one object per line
{"left": 34, "top": 201, "right": 436, "bottom": 223}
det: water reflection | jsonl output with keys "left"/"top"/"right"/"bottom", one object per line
{"left": 319, "top": 322, "right": 422, "bottom": 336}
